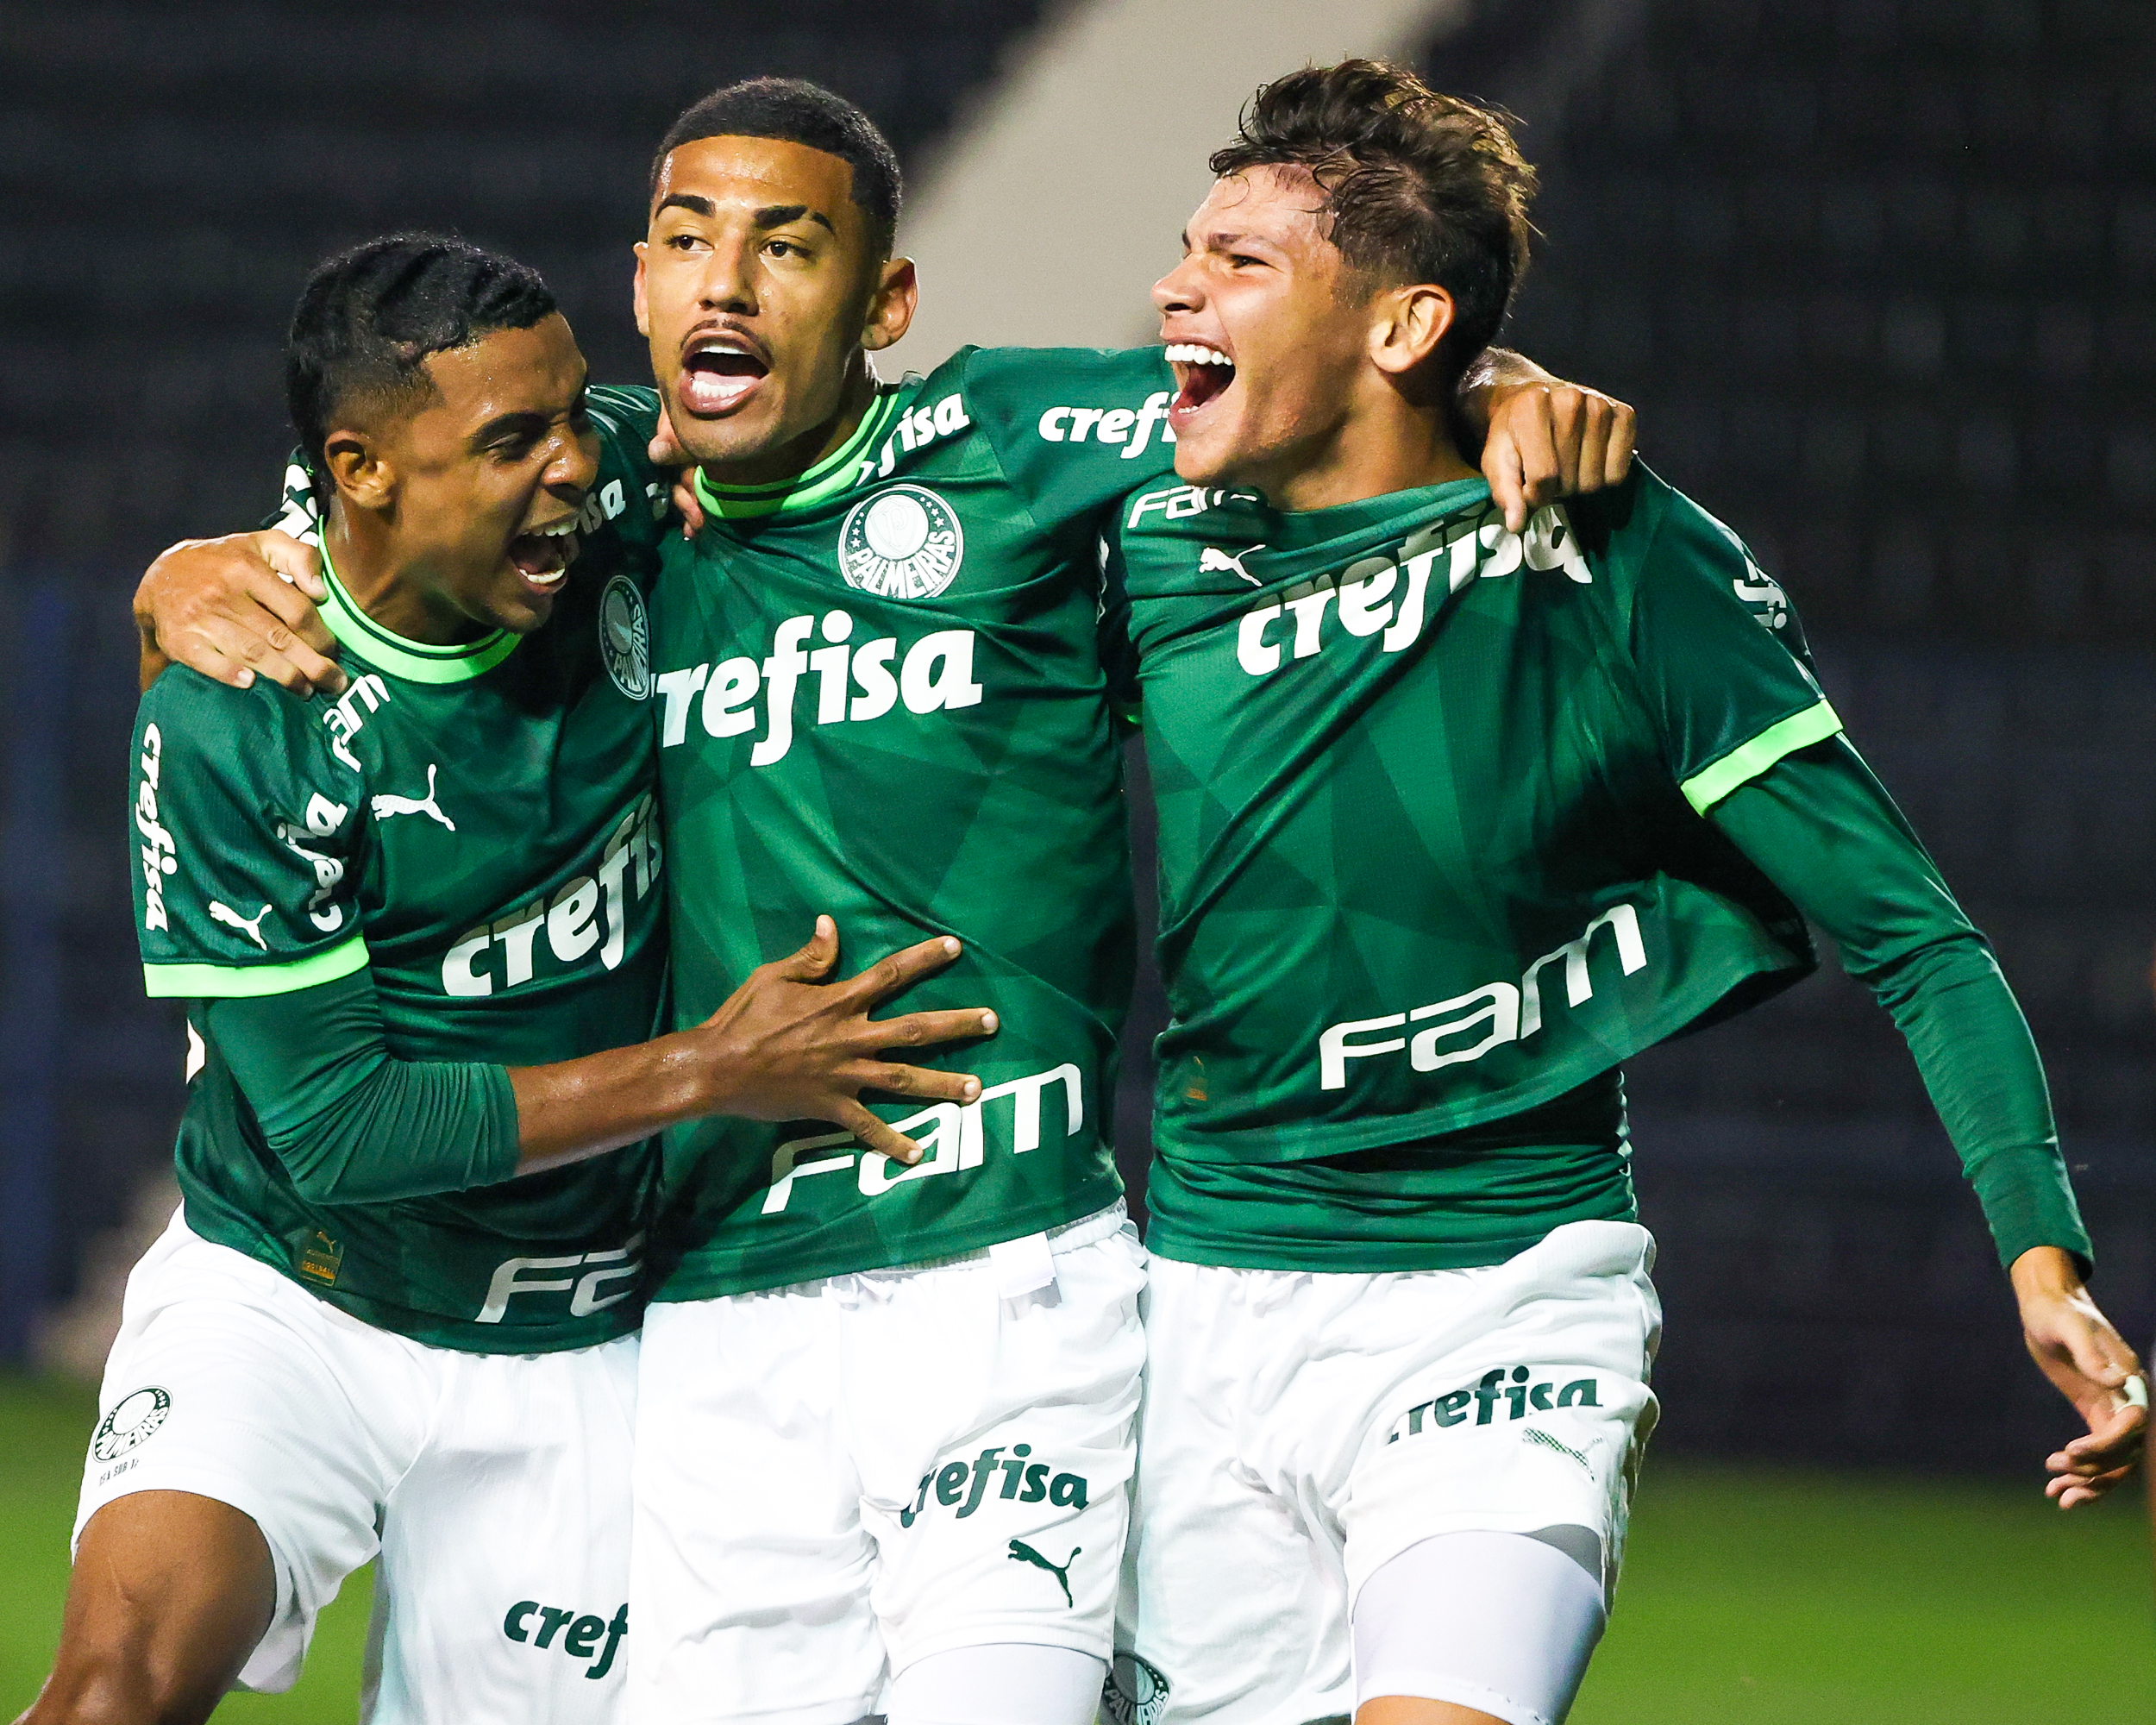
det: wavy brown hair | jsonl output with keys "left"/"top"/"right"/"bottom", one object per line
{"left": 1212, "top": 60, "right": 1538, "bottom": 389}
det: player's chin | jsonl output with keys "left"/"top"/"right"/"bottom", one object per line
{"left": 1170, "top": 429, "right": 1241, "bottom": 490}
{"left": 662, "top": 380, "right": 787, "bottom": 465}
{"left": 491, "top": 565, "right": 566, "bottom": 634}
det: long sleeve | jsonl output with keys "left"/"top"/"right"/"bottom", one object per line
{"left": 1705, "top": 736, "right": 2090, "bottom": 1272}
{"left": 206, "top": 966, "right": 520, "bottom": 1204}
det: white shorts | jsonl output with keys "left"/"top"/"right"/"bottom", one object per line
{"left": 629, "top": 1205, "right": 1147, "bottom": 1724}
{"left": 1119, "top": 1220, "right": 1660, "bottom": 1725}
{"left": 76, "top": 1213, "right": 637, "bottom": 1724}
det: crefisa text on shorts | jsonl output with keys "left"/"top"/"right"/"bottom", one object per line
{"left": 1387, "top": 1366, "right": 1603, "bottom": 1444}
{"left": 899, "top": 1442, "right": 1090, "bottom": 1527}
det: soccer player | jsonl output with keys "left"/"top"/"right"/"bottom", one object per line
{"left": 128, "top": 83, "right": 1627, "bottom": 1725}
{"left": 41, "top": 235, "right": 991, "bottom": 1725}
{"left": 1100, "top": 61, "right": 2148, "bottom": 1725}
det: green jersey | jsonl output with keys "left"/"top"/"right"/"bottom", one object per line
{"left": 1106, "top": 466, "right": 1838, "bottom": 1268}
{"left": 135, "top": 387, "right": 673, "bottom": 1351}
{"left": 644, "top": 348, "right": 1179, "bottom": 1298}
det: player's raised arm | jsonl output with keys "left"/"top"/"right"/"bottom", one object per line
{"left": 135, "top": 525, "right": 343, "bottom": 696}
{"left": 1626, "top": 488, "right": 2143, "bottom": 1500}
{"left": 1704, "top": 743, "right": 2144, "bottom": 1503}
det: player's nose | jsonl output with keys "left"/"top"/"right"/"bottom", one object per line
{"left": 697, "top": 235, "right": 759, "bottom": 316}
{"left": 1152, "top": 254, "right": 1204, "bottom": 316}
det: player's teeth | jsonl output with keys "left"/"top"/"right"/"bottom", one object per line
{"left": 1164, "top": 342, "right": 1232, "bottom": 366}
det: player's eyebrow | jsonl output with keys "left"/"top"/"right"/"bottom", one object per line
{"left": 655, "top": 193, "right": 717, "bottom": 219}
{"left": 753, "top": 203, "right": 836, "bottom": 235}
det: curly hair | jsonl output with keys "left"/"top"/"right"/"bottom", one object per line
{"left": 1211, "top": 60, "right": 1538, "bottom": 387}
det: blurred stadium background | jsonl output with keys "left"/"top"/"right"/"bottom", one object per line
{"left": 0, "top": 0, "right": 2149, "bottom": 1715}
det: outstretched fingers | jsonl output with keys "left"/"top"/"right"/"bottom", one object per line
{"left": 846, "top": 934, "right": 967, "bottom": 1006}
{"left": 835, "top": 1099, "right": 929, "bottom": 1167}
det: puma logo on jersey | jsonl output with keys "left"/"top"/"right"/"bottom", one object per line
{"left": 371, "top": 763, "right": 455, "bottom": 831}
{"left": 208, "top": 901, "right": 272, "bottom": 950}
{"left": 1233, "top": 502, "right": 1590, "bottom": 678}
{"left": 1200, "top": 545, "right": 1263, "bottom": 586}
{"left": 1008, "top": 1540, "right": 1081, "bottom": 1606}
{"left": 655, "top": 612, "right": 982, "bottom": 768}
{"left": 898, "top": 1443, "right": 1092, "bottom": 1530}
{"left": 1318, "top": 903, "right": 1647, "bottom": 1090}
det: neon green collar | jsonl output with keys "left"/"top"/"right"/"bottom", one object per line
{"left": 317, "top": 538, "right": 521, "bottom": 684}
{"left": 691, "top": 390, "right": 901, "bottom": 521}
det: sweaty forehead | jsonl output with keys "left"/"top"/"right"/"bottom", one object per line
{"left": 650, "top": 135, "right": 858, "bottom": 223}
{"left": 417, "top": 317, "right": 580, "bottom": 422}
{"left": 1194, "top": 164, "right": 1330, "bottom": 242}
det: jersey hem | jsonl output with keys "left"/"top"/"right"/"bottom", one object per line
{"left": 176, "top": 1198, "right": 646, "bottom": 1356}
{"left": 144, "top": 932, "right": 370, "bottom": 999}
{"left": 648, "top": 1178, "right": 1123, "bottom": 1302}
{"left": 1140, "top": 1213, "right": 1630, "bottom": 1275}
{"left": 1680, "top": 698, "right": 1844, "bottom": 813}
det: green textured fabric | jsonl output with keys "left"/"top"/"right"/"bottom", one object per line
{"left": 1709, "top": 740, "right": 2088, "bottom": 1271}
{"left": 207, "top": 967, "right": 519, "bottom": 1205}
{"left": 1109, "top": 461, "right": 2085, "bottom": 1277}
{"left": 644, "top": 348, "right": 1180, "bottom": 1299}
{"left": 138, "top": 386, "right": 672, "bottom": 1352}
{"left": 1107, "top": 463, "right": 1825, "bottom": 1177}
{"left": 1143, "top": 1074, "right": 1637, "bottom": 1272}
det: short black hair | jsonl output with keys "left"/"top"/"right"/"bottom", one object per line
{"left": 286, "top": 233, "right": 558, "bottom": 480}
{"left": 1212, "top": 60, "right": 1537, "bottom": 392}
{"left": 652, "top": 78, "right": 902, "bottom": 258}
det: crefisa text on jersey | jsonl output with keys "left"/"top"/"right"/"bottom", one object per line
{"left": 655, "top": 611, "right": 984, "bottom": 768}
{"left": 1234, "top": 502, "right": 1591, "bottom": 677}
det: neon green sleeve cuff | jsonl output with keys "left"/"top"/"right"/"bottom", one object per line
{"left": 143, "top": 932, "right": 369, "bottom": 999}
{"left": 1681, "top": 699, "right": 1844, "bottom": 814}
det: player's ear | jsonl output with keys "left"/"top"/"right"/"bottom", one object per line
{"left": 322, "top": 428, "right": 392, "bottom": 511}
{"left": 1369, "top": 283, "right": 1456, "bottom": 380}
{"left": 631, "top": 240, "right": 651, "bottom": 339}
{"left": 862, "top": 255, "right": 918, "bottom": 354}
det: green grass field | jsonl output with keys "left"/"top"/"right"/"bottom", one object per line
{"left": 2, "top": 1373, "right": 2146, "bottom": 1721}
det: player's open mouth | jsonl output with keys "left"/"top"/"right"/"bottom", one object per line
{"left": 1165, "top": 341, "right": 1235, "bottom": 428}
{"left": 508, "top": 518, "right": 579, "bottom": 593}
{"left": 679, "top": 334, "right": 770, "bottom": 416}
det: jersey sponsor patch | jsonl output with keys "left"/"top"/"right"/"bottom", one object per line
{"left": 134, "top": 724, "right": 177, "bottom": 932}
{"left": 600, "top": 573, "right": 652, "bottom": 699}
{"left": 837, "top": 484, "right": 965, "bottom": 599}
{"left": 91, "top": 1386, "right": 172, "bottom": 1461}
